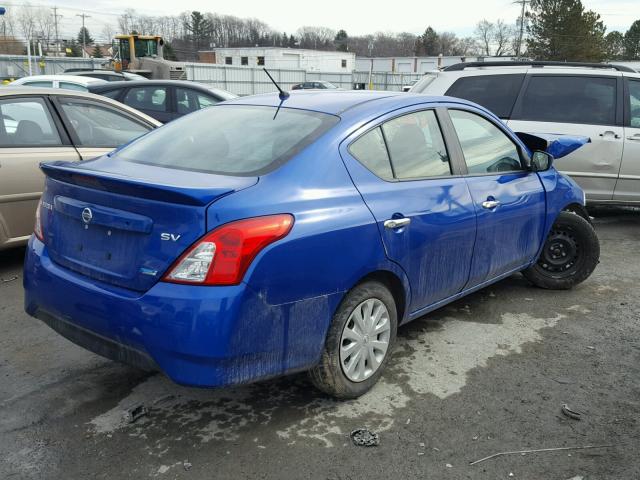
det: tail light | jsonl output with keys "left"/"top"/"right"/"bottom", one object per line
{"left": 163, "top": 214, "right": 294, "bottom": 286}
{"left": 34, "top": 201, "right": 44, "bottom": 242}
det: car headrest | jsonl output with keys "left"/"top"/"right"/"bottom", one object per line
{"left": 15, "top": 120, "right": 44, "bottom": 144}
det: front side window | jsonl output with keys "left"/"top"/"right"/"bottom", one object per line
{"left": 629, "top": 80, "right": 640, "bottom": 128}
{"left": 449, "top": 109, "right": 523, "bottom": 175}
{"left": 382, "top": 110, "right": 451, "bottom": 179}
{"left": 257, "top": 56, "right": 265, "bottom": 66}
{"left": 225, "top": 57, "right": 232, "bottom": 65}
{"left": 59, "top": 99, "right": 151, "bottom": 147}
{"left": 124, "top": 87, "right": 168, "bottom": 112}
{"left": 241, "top": 57, "right": 248, "bottom": 66}
{"left": 117, "top": 105, "right": 339, "bottom": 176}
{"left": 519, "top": 75, "right": 617, "bottom": 125}
{"left": 445, "top": 74, "right": 525, "bottom": 118}
{"left": 0, "top": 97, "right": 61, "bottom": 146}
{"left": 349, "top": 127, "right": 393, "bottom": 180}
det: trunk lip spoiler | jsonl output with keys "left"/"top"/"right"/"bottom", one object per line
{"left": 40, "top": 161, "right": 258, "bottom": 207}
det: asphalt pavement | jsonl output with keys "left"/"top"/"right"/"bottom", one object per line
{"left": 1, "top": 207, "right": 638, "bottom": 479}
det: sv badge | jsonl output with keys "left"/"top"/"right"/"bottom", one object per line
{"left": 160, "top": 233, "right": 181, "bottom": 242}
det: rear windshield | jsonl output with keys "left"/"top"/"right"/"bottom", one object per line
{"left": 116, "top": 105, "right": 339, "bottom": 175}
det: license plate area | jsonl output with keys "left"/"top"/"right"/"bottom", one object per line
{"left": 54, "top": 219, "right": 143, "bottom": 278}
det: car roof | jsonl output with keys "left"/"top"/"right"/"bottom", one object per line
{"left": 222, "top": 90, "right": 490, "bottom": 123}
{"left": 434, "top": 64, "right": 640, "bottom": 78}
{"left": 225, "top": 90, "right": 406, "bottom": 115}
{"left": 0, "top": 86, "right": 162, "bottom": 126}
{"left": 12, "top": 74, "right": 107, "bottom": 85}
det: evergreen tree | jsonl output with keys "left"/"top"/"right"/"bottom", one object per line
{"left": 416, "top": 27, "right": 439, "bottom": 56}
{"left": 163, "top": 41, "right": 178, "bottom": 61}
{"left": 526, "top": 0, "right": 606, "bottom": 61}
{"left": 77, "top": 27, "right": 94, "bottom": 46}
{"left": 604, "top": 31, "right": 625, "bottom": 60}
{"left": 288, "top": 34, "right": 297, "bottom": 48}
{"left": 91, "top": 44, "right": 103, "bottom": 58}
{"left": 334, "top": 29, "right": 348, "bottom": 52}
{"left": 624, "top": 20, "right": 640, "bottom": 59}
{"left": 281, "top": 32, "right": 288, "bottom": 47}
{"left": 65, "top": 40, "right": 82, "bottom": 57}
{"left": 185, "top": 11, "right": 212, "bottom": 50}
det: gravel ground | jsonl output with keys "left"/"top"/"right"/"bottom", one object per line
{"left": 1, "top": 207, "right": 638, "bottom": 480}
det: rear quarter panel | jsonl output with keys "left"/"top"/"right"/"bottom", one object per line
{"left": 203, "top": 133, "right": 411, "bottom": 370}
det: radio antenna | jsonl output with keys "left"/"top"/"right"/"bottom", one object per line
{"left": 263, "top": 68, "right": 289, "bottom": 101}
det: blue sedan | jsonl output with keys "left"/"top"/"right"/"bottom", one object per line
{"left": 23, "top": 91, "right": 600, "bottom": 398}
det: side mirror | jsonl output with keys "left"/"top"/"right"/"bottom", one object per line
{"left": 531, "top": 151, "right": 553, "bottom": 172}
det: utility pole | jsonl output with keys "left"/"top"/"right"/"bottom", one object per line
{"left": 52, "top": 6, "right": 62, "bottom": 56}
{"left": 514, "top": 0, "right": 530, "bottom": 58}
{"left": 76, "top": 13, "right": 91, "bottom": 58}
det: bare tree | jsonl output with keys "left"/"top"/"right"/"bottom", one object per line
{"left": 494, "top": 19, "right": 514, "bottom": 56}
{"left": 101, "top": 24, "right": 115, "bottom": 44}
{"left": 475, "top": 20, "right": 495, "bottom": 55}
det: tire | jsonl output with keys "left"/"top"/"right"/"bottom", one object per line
{"left": 309, "top": 281, "right": 398, "bottom": 399}
{"left": 523, "top": 211, "right": 600, "bottom": 290}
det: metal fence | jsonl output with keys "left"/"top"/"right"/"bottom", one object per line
{"left": 184, "top": 62, "right": 422, "bottom": 94}
{"left": 0, "top": 54, "right": 423, "bottom": 92}
{"left": 0, "top": 55, "right": 109, "bottom": 79}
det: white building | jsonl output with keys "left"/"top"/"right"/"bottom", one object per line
{"left": 202, "top": 47, "right": 356, "bottom": 72}
{"left": 355, "top": 55, "right": 518, "bottom": 73}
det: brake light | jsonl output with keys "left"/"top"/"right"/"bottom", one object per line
{"left": 34, "top": 201, "right": 44, "bottom": 242}
{"left": 163, "top": 214, "right": 294, "bottom": 285}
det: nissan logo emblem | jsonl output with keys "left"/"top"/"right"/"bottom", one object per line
{"left": 81, "top": 207, "right": 93, "bottom": 224}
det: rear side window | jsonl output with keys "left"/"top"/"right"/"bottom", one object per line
{"left": 449, "top": 109, "right": 523, "bottom": 175}
{"left": 59, "top": 99, "right": 151, "bottom": 147}
{"left": 117, "top": 105, "right": 339, "bottom": 175}
{"left": 382, "top": 110, "right": 451, "bottom": 179}
{"left": 445, "top": 74, "right": 525, "bottom": 118}
{"left": 124, "top": 87, "right": 168, "bottom": 112}
{"left": 349, "top": 127, "right": 393, "bottom": 180}
{"left": 100, "top": 90, "right": 123, "bottom": 100}
{"left": 176, "top": 88, "right": 220, "bottom": 115}
{"left": 59, "top": 82, "right": 87, "bottom": 92}
{"left": 518, "top": 75, "right": 617, "bottom": 125}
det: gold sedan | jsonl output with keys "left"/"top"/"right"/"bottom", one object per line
{"left": 0, "top": 86, "right": 161, "bottom": 250}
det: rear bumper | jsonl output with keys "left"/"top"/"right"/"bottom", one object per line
{"left": 24, "top": 237, "right": 340, "bottom": 387}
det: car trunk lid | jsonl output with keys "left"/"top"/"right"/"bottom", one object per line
{"left": 40, "top": 158, "right": 257, "bottom": 292}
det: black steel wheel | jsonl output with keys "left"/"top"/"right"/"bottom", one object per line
{"left": 523, "top": 211, "right": 600, "bottom": 290}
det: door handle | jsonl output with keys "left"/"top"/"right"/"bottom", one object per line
{"left": 627, "top": 135, "right": 640, "bottom": 141}
{"left": 384, "top": 218, "right": 411, "bottom": 229}
{"left": 599, "top": 131, "right": 621, "bottom": 139}
{"left": 482, "top": 200, "right": 501, "bottom": 209}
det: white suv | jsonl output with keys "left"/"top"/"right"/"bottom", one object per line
{"left": 410, "top": 61, "right": 640, "bottom": 206}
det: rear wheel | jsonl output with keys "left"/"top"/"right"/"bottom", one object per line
{"left": 523, "top": 211, "right": 600, "bottom": 290}
{"left": 309, "top": 281, "right": 397, "bottom": 399}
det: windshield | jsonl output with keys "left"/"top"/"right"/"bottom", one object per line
{"left": 116, "top": 105, "right": 339, "bottom": 176}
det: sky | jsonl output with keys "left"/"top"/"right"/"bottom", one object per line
{"left": 3, "top": 0, "right": 638, "bottom": 42}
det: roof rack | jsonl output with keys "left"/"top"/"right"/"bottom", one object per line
{"left": 63, "top": 68, "right": 119, "bottom": 73}
{"left": 443, "top": 61, "right": 635, "bottom": 73}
